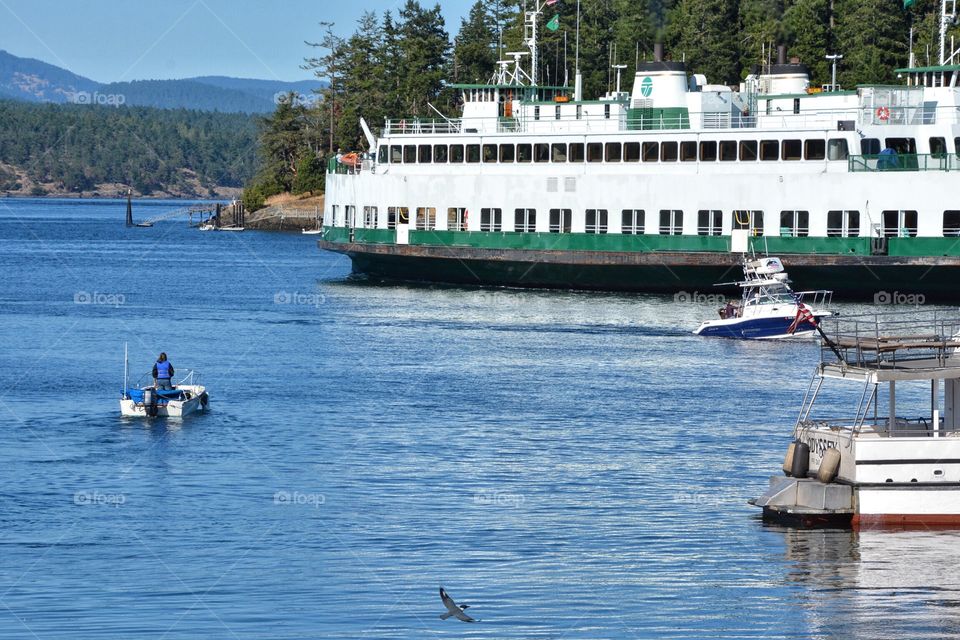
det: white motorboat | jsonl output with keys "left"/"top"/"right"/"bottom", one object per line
{"left": 119, "top": 346, "right": 209, "bottom": 418}
{"left": 752, "top": 310, "right": 960, "bottom": 527}
{"left": 693, "top": 256, "right": 832, "bottom": 339}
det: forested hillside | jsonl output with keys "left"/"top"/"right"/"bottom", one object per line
{"left": 245, "top": 0, "right": 951, "bottom": 209}
{"left": 0, "top": 100, "right": 257, "bottom": 197}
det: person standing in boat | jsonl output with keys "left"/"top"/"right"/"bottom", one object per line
{"left": 153, "top": 353, "right": 174, "bottom": 390}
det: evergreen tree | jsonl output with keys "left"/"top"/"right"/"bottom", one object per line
{"left": 782, "top": 0, "right": 831, "bottom": 86}
{"left": 258, "top": 96, "right": 310, "bottom": 191}
{"left": 454, "top": 1, "right": 498, "bottom": 83}
{"left": 739, "top": 0, "right": 785, "bottom": 75}
{"left": 834, "top": 0, "right": 909, "bottom": 87}
{"left": 395, "top": 1, "right": 451, "bottom": 116}
{"left": 666, "top": 0, "right": 741, "bottom": 84}
{"left": 338, "top": 12, "right": 388, "bottom": 148}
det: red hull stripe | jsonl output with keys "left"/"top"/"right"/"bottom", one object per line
{"left": 854, "top": 513, "right": 960, "bottom": 528}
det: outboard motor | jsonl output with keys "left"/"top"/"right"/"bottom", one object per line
{"left": 144, "top": 388, "right": 158, "bottom": 417}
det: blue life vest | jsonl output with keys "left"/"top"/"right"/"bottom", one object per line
{"left": 156, "top": 360, "right": 172, "bottom": 379}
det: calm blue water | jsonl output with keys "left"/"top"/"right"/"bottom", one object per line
{"left": 2, "top": 198, "right": 959, "bottom": 639}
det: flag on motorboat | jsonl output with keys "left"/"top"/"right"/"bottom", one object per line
{"left": 546, "top": 14, "right": 560, "bottom": 31}
{"left": 787, "top": 295, "right": 817, "bottom": 334}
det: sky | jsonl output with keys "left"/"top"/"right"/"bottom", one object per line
{"left": 0, "top": 0, "right": 476, "bottom": 82}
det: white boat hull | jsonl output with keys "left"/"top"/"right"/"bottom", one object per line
{"left": 120, "top": 384, "right": 208, "bottom": 418}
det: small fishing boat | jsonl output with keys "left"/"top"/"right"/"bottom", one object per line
{"left": 218, "top": 226, "right": 244, "bottom": 232}
{"left": 119, "top": 346, "right": 209, "bottom": 418}
{"left": 301, "top": 228, "right": 323, "bottom": 235}
{"left": 198, "top": 223, "right": 217, "bottom": 231}
{"left": 693, "top": 256, "right": 832, "bottom": 339}
{"left": 752, "top": 310, "right": 960, "bottom": 528}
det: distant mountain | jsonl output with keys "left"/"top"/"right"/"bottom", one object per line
{"left": 0, "top": 50, "right": 320, "bottom": 113}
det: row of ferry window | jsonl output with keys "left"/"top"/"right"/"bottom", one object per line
{"left": 378, "top": 138, "right": 851, "bottom": 164}
{"left": 335, "top": 206, "right": 960, "bottom": 237}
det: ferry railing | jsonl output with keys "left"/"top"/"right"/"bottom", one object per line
{"left": 385, "top": 119, "right": 463, "bottom": 135}
{"left": 819, "top": 310, "right": 960, "bottom": 369}
{"left": 848, "top": 153, "right": 959, "bottom": 172}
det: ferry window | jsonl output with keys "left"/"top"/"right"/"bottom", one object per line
{"left": 450, "top": 145, "right": 465, "bottom": 163}
{"left": 569, "top": 143, "right": 585, "bottom": 162}
{"left": 555, "top": 105, "right": 562, "bottom": 120}
{"left": 622, "top": 209, "right": 644, "bottom": 234}
{"left": 345, "top": 206, "right": 356, "bottom": 228}
{"left": 861, "top": 138, "right": 881, "bottom": 155}
{"left": 780, "top": 210, "right": 809, "bottom": 237}
{"left": 624, "top": 142, "right": 641, "bottom": 162}
{"left": 517, "top": 143, "right": 532, "bottom": 163}
{"left": 827, "top": 139, "right": 848, "bottom": 161}
{"left": 605, "top": 143, "right": 622, "bottom": 162}
{"left": 793, "top": 98, "right": 800, "bottom": 114}
{"left": 604, "top": 104, "right": 611, "bottom": 120}
{"left": 679, "top": 141, "right": 697, "bottom": 162}
{"left": 804, "top": 140, "right": 826, "bottom": 161}
{"left": 955, "top": 137, "right": 960, "bottom": 157}
{"left": 660, "top": 141, "right": 678, "bottom": 162}
{"left": 659, "top": 209, "right": 683, "bottom": 235}
{"left": 482, "top": 144, "right": 497, "bottom": 163}
{"left": 759, "top": 140, "right": 779, "bottom": 161}
{"left": 433, "top": 145, "right": 448, "bottom": 163}
{"left": 733, "top": 210, "right": 764, "bottom": 234}
{"left": 587, "top": 143, "right": 603, "bottom": 163}
{"left": 403, "top": 145, "right": 417, "bottom": 163}
{"left": 781, "top": 139, "right": 802, "bottom": 161}
{"left": 415, "top": 207, "right": 437, "bottom": 230}
{"left": 585, "top": 209, "right": 609, "bottom": 233}
{"left": 642, "top": 141, "right": 659, "bottom": 162}
{"left": 378, "top": 146, "right": 388, "bottom": 164}
{"left": 480, "top": 207, "right": 502, "bottom": 231}
{"left": 363, "top": 206, "right": 377, "bottom": 228}
{"left": 552, "top": 143, "right": 568, "bottom": 162}
{"left": 827, "top": 210, "right": 861, "bottom": 237}
{"left": 534, "top": 105, "right": 540, "bottom": 121}
{"left": 882, "top": 210, "right": 918, "bottom": 238}
{"left": 515, "top": 208, "right": 537, "bottom": 232}
{"left": 576, "top": 105, "right": 583, "bottom": 120}
{"left": 699, "top": 141, "right": 717, "bottom": 161}
{"left": 885, "top": 138, "right": 916, "bottom": 154}
{"left": 739, "top": 140, "right": 758, "bottom": 161}
{"left": 331, "top": 205, "right": 339, "bottom": 227}
{"left": 930, "top": 137, "right": 948, "bottom": 158}
{"left": 697, "top": 210, "right": 722, "bottom": 236}
{"left": 386, "top": 207, "right": 396, "bottom": 229}
{"left": 534, "top": 143, "right": 550, "bottom": 163}
{"left": 719, "top": 141, "right": 737, "bottom": 162}
{"left": 466, "top": 144, "right": 481, "bottom": 163}
{"left": 448, "top": 207, "right": 467, "bottom": 231}
{"left": 391, "top": 145, "right": 402, "bottom": 163}
{"left": 418, "top": 145, "right": 432, "bottom": 163}
{"left": 549, "top": 208, "right": 572, "bottom": 233}
{"left": 499, "top": 144, "right": 515, "bottom": 163}
{"left": 944, "top": 211, "right": 960, "bottom": 237}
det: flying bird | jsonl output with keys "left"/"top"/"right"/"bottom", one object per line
{"left": 439, "top": 586, "right": 477, "bottom": 622}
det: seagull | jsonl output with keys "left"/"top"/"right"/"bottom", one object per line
{"left": 439, "top": 586, "right": 477, "bottom": 622}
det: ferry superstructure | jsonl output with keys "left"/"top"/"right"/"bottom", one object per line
{"left": 320, "top": 4, "right": 960, "bottom": 298}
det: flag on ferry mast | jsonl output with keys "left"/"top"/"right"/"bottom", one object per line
{"left": 545, "top": 0, "right": 559, "bottom": 6}
{"left": 787, "top": 295, "right": 817, "bottom": 335}
{"left": 546, "top": 14, "right": 560, "bottom": 31}
{"left": 903, "top": 0, "right": 915, "bottom": 7}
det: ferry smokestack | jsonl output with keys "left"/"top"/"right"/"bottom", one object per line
{"left": 777, "top": 45, "right": 787, "bottom": 65}
{"left": 654, "top": 43, "right": 664, "bottom": 63}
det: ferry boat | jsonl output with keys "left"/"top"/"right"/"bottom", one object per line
{"left": 318, "top": 0, "right": 960, "bottom": 299}
{"left": 693, "top": 256, "right": 832, "bottom": 339}
{"left": 752, "top": 309, "right": 960, "bottom": 527}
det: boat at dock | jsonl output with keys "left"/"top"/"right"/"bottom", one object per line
{"left": 693, "top": 256, "right": 831, "bottom": 339}
{"left": 318, "top": 1, "right": 960, "bottom": 299}
{"left": 752, "top": 309, "right": 960, "bottom": 527}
